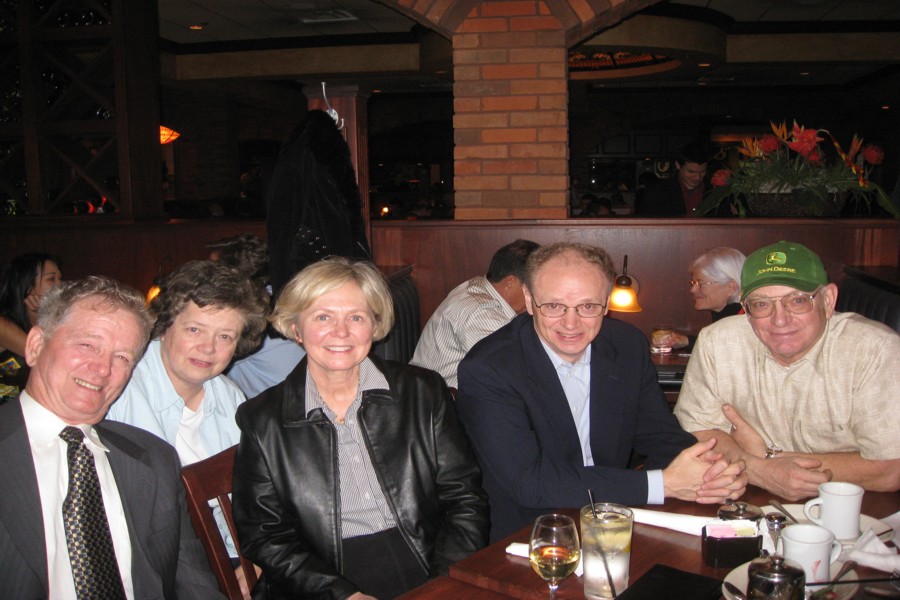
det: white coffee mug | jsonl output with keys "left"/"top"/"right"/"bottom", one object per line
{"left": 803, "top": 481, "right": 864, "bottom": 540}
{"left": 780, "top": 524, "right": 843, "bottom": 584}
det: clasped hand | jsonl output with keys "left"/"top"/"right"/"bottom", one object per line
{"left": 663, "top": 437, "right": 748, "bottom": 503}
{"left": 723, "top": 404, "right": 831, "bottom": 500}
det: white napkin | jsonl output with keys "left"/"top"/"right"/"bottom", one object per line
{"left": 883, "top": 510, "right": 900, "bottom": 542}
{"left": 505, "top": 542, "right": 584, "bottom": 577}
{"left": 630, "top": 508, "right": 716, "bottom": 536}
{"left": 845, "top": 525, "right": 900, "bottom": 573}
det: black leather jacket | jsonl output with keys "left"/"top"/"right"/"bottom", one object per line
{"left": 232, "top": 355, "right": 489, "bottom": 600}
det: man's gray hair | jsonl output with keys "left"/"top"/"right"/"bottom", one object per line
{"left": 38, "top": 276, "right": 154, "bottom": 357}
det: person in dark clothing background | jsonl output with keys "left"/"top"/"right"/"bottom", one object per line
{"left": 266, "top": 110, "right": 372, "bottom": 297}
{"left": 637, "top": 143, "right": 713, "bottom": 217}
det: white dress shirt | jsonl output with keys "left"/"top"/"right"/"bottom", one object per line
{"left": 21, "top": 392, "right": 135, "bottom": 600}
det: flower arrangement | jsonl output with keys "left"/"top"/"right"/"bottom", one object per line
{"left": 697, "top": 121, "right": 898, "bottom": 218}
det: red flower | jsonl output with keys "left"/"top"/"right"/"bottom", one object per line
{"left": 861, "top": 144, "right": 884, "bottom": 165}
{"left": 711, "top": 168, "right": 732, "bottom": 187}
{"left": 787, "top": 123, "right": 823, "bottom": 159}
{"left": 805, "top": 151, "right": 822, "bottom": 166}
{"left": 758, "top": 134, "right": 780, "bottom": 154}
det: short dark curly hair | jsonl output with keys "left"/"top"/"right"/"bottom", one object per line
{"left": 205, "top": 233, "right": 269, "bottom": 288}
{"left": 150, "top": 260, "right": 269, "bottom": 357}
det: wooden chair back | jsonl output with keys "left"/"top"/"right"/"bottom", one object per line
{"left": 181, "top": 445, "right": 258, "bottom": 599}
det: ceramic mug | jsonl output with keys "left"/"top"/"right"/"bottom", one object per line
{"left": 803, "top": 481, "right": 864, "bottom": 540}
{"left": 780, "top": 524, "right": 843, "bottom": 584}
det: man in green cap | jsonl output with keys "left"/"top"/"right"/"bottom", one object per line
{"left": 675, "top": 240, "right": 900, "bottom": 500}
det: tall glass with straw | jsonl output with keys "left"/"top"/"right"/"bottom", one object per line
{"left": 582, "top": 492, "right": 633, "bottom": 599}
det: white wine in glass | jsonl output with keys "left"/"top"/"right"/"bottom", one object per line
{"left": 529, "top": 514, "right": 580, "bottom": 598}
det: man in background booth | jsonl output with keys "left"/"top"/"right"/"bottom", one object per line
{"left": 207, "top": 233, "right": 306, "bottom": 398}
{"left": 410, "top": 239, "right": 539, "bottom": 388}
{"left": 637, "top": 143, "right": 711, "bottom": 217}
{"left": 675, "top": 241, "right": 900, "bottom": 500}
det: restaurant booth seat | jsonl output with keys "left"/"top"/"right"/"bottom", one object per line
{"left": 837, "top": 276, "right": 900, "bottom": 333}
{"left": 371, "top": 271, "right": 421, "bottom": 363}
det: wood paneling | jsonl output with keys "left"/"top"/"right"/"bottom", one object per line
{"left": 1, "top": 217, "right": 897, "bottom": 346}
{"left": 0, "top": 219, "right": 266, "bottom": 297}
{"left": 370, "top": 218, "right": 900, "bottom": 340}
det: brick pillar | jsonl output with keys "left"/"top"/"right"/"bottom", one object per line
{"left": 452, "top": 1, "right": 568, "bottom": 220}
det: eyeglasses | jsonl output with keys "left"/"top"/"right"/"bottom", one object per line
{"left": 689, "top": 280, "right": 721, "bottom": 288}
{"left": 532, "top": 300, "right": 606, "bottom": 318}
{"left": 742, "top": 288, "right": 822, "bottom": 318}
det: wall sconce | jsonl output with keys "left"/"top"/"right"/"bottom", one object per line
{"left": 146, "top": 257, "right": 174, "bottom": 304}
{"left": 608, "top": 255, "right": 642, "bottom": 312}
{"left": 159, "top": 125, "right": 181, "bottom": 144}
{"left": 146, "top": 280, "right": 162, "bottom": 303}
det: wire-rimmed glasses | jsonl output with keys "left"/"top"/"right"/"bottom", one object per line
{"left": 742, "top": 288, "right": 822, "bottom": 318}
{"left": 689, "top": 279, "right": 721, "bottom": 288}
{"left": 532, "top": 300, "right": 606, "bottom": 318}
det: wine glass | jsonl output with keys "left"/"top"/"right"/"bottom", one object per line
{"left": 529, "top": 513, "right": 581, "bottom": 598}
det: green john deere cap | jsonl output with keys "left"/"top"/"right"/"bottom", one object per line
{"left": 741, "top": 241, "right": 827, "bottom": 300}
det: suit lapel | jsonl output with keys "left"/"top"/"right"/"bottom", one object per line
{"left": 0, "top": 400, "right": 50, "bottom": 590}
{"left": 95, "top": 424, "right": 157, "bottom": 590}
{"left": 519, "top": 322, "right": 584, "bottom": 454}
{"left": 588, "top": 332, "right": 628, "bottom": 464}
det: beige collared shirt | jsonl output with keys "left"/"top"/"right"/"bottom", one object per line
{"left": 674, "top": 312, "right": 900, "bottom": 460}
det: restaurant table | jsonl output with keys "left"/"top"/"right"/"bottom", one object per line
{"left": 425, "top": 486, "right": 899, "bottom": 599}
{"left": 395, "top": 576, "right": 511, "bottom": 599}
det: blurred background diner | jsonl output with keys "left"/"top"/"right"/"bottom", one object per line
{"left": 0, "top": 253, "right": 62, "bottom": 403}
{"left": 206, "top": 233, "right": 307, "bottom": 398}
{"left": 666, "top": 247, "right": 747, "bottom": 351}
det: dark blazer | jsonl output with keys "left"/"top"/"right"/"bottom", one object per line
{"left": 457, "top": 314, "right": 695, "bottom": 541}
{"left": 0, "top": 398, "right": 225, "bottom": 600}
{"left": 232, "top": 355, "right": 489, "bottom": 600}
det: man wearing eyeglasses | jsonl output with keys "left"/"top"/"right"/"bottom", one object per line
{"left": 456, "top": 242, "right": 748, "bottom": 541}
{"left": 675, "top": 240, "right": 900, "bottom": 500}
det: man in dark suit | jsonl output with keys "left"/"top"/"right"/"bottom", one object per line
{"left": 0, "top": 276, "right": 224, "bottom": 599}
{"left": 457, "top": 242, "right": 748, "bottom": 541}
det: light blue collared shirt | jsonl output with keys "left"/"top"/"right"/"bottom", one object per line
{"left": 107, "top": 340, "right": 245, "bottom": 453}
{"left": 537, "top": 338, "right": 664, "bottom": 504}
{"left": 106, "top": 339, "right": 246, "bottom": 554}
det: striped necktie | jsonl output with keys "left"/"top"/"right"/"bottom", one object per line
{"left": 59, "top": 426, "right": 127, "bottom": 600}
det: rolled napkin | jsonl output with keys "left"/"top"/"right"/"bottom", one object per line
{"left": 631, "top": 507, "right": 717, "bottom": 536}
{"left": 846, "top": 527, "right": 900, "bottom": 573}
{"left": 883, "top": 510, "right": 900, "bottom": 541}
{"left": 505, "top": 542, "right": 584, "bottom": 576}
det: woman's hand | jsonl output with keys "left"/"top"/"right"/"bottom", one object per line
{"left": 348, "top": 593, "right": 378, "bottom": 600}
{"left": 24, "top": 290, "right": 42, "bottom": 323}
{"left": 235, "top": 564, "right": 263, "bottom": 600}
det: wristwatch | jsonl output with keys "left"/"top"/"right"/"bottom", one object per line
{"left": 765, "top": 444, "right": 783, "bottom": 459}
